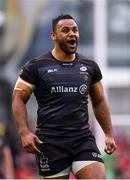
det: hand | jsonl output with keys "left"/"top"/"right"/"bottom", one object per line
{"left": 104, "top": 135, "right": 117, "bottom": 155}
{"left": 21, "top": 131, "right": 43, "bottom": 154}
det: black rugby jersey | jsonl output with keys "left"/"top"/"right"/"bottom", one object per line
{"left": 20, "top": 52, "right": 102, "bottom": 136}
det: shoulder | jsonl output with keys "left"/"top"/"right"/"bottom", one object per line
{"left": 76, "top": 53, "right": 102, "bottom": 83}
{"left": 22, "top": 52, "right": 54, "bottom": 71}
{"left": 26, "top": 52, "right": 53, "bottom": 64}
{"left": 77, "top": 53, "right": 99, "bottom": 67}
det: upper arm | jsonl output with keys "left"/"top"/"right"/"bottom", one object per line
{"left": 12, "top": 77, "right": 34, "bottom": 104}
{"left": 89, "top": 81, "right": 105, "bottom": 107}
{"left": 12, "top": 59, "right": 37, "bottom": 103}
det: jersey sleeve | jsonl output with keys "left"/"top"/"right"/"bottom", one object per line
{"left": 91, "top": 61, "right": 102, "bottom": 84}
{"left": 19, "top": 59, "right": 38, "bottom": 86}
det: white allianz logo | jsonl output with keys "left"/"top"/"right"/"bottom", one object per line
{"left": 51, "top": 84, "right": 87, "bottom": 94}
{"left": 47, "top": 68, "right": 57, "bottom": 73}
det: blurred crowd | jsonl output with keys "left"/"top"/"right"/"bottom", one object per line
{"left": 0, "top": 78, "right": 38, "bottom": 179}
{"left": 0, "top": 124, "right": 37, "bottom": 179}
{"left": 104, "top": 133, "right": 130, "bottom": 179}
{"left": 0, "top": 122, "right": 38, "bottom": 179}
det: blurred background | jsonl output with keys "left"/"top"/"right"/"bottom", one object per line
{"left": 0, "top": 0, "right": 130, "bottom": 179}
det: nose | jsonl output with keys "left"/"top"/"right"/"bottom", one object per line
{"left": 68, "top": 30, "right": 75, "bottom": 36}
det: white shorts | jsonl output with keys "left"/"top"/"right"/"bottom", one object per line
{"left": 40, "top": 161, "right": 96, "bottom": 178}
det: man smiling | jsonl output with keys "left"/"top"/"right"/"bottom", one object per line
{"left": 12, "top": 14, "right": 117, "bottom": 179}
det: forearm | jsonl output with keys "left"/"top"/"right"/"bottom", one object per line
{"left": 93, "top": 100, "right": 113, "bottom": 137}
{"left": 12, "top": 96, "right": 30, "bottom": 135}
{"left": 12, "top": 94, "right": 42, "bottom": 154}
{"left": 90, "top": 81, "right": 117, "bottom": 154}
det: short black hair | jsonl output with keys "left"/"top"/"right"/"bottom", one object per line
{"left": 52, "top": 14, "right": 75, "bottom": 32}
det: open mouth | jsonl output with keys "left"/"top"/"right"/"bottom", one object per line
{"left": 67, "top": 39, "right": 76, "bottom": 46}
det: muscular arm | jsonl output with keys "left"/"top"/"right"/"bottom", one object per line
{"left": 12, "top": 80, "right": 42, "bottom": 154}
{"left": 89, "top": 81, "right": 117, "bottom": 154}
{"left": 12, "top": 87, "right": 30, "bottom": 135}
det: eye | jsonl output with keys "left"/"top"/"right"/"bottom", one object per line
{"left": 73, "top": 28, "right": 78, "bottom": 33}
{"left": 62, "top": 28, "right": 69, "bottom": 33}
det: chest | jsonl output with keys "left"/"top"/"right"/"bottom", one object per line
{"left": 38, "top": 62, "right": 92, "bottom": 87}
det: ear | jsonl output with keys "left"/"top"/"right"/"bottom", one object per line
{"left": 51, "top": 32, "right": 56, "bottom": 41}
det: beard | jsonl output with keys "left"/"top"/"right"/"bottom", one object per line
{"left": 58, "top": 40, "right": 77, "bottom": 54}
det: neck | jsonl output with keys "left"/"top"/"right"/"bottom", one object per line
{"left": 52, "top": 48, "right": 75, "bottom": 62}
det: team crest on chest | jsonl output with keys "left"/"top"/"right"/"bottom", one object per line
{"left": 80, "top": 64, "right": 88, "bottom": 75}
{"left": 80, "top": 64, "right": 87, "bottom": 72}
